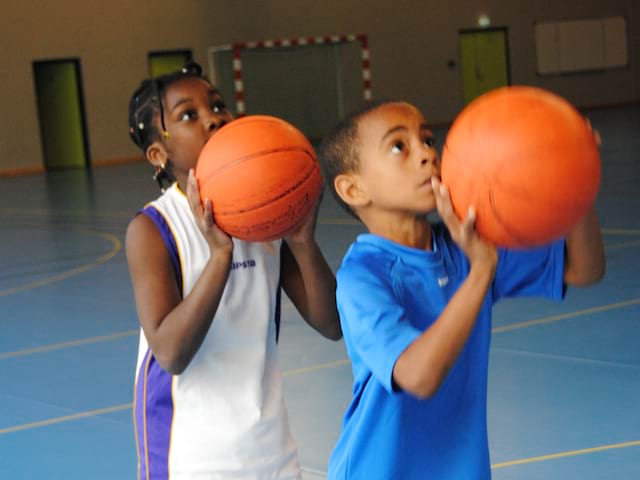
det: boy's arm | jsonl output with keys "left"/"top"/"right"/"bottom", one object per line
{"left": 393, "top": 179, "right": 498, "bottom": 399}
{"left": 280, "top": 194, "right": 342, "bottom": 341}
{"left": 563, "top": 207, "right": 605, "bottom": 286}
{"left": 393, "top": 259, "right": 495, "bottom": 398}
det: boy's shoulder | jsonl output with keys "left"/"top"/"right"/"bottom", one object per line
{"left": 341, "top": 225, "right": 456, "bottom": 264}
{"left": 342, "top": 232, "right": 414, "bottom": 260}
{"left": 339, "top": 234, "right": 397, "bottom": 276}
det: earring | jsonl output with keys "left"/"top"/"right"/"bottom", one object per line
{"left": 153, "top": 163, "right": 166, "bottom": 180}
{"left": 153, "top": 163, "right": 167, "bottom": 192}
{"left": 162, "top": 130, "right": 170, "bottom": 140}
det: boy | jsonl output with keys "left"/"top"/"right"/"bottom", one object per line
{"left": 318, "top": 100, "right": 605, "bottom": 479}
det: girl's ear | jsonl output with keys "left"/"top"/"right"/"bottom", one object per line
{"left": 146, "top": 141, "right": 168, "bottom": 168}
{"left": 334, "top": 173, "right": 370, "bottom": 209}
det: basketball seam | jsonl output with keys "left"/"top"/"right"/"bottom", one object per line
{"left": 214, "top": 163, "right": 318, "bottom": 215}
{"left": 199, "top": 146, "right": 315, "bottom": 187}
{"left": 487, "top": 188, "right": 531, "bottom": 248}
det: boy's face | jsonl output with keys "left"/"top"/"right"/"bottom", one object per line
{"left": 348, "top": 102, "right": 440, "bottom": 220}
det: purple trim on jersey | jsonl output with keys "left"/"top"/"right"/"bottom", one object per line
{"left": 135, "top": 349, "right": 151, "bottom": 480}
{"left": 136, "top": 349, "right": 174, "bottom": 480}
{"left": 140, "top": 206, "right": 183, "bottom": 296}
{"left": 275, "top": 285, "right": 282, "bottom": 343}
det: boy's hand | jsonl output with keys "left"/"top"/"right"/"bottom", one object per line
{"left": 187, "top": 169, "right": 233, "bottom": 253}
{"left": 431, "top": 177, "right": 497, "bottom": 270}
{"left": 585, "top": 117, "right": 602, "bottom": 146}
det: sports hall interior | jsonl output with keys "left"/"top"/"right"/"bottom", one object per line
{"left": 1, "top": 1, "right": 639, "bottom": 478}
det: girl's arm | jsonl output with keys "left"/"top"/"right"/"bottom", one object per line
{"left": 280, "top": 241, "right": 342, "bottom": 340}
{"left": 125, "top": 171, "right": 234, "bottom": 374}
{"left": 280, "top": 194, "right": 342, "bottom": 341}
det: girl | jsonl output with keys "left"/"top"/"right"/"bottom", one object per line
{"left": 126, "top": 62, "right": 341, "bottom": 479}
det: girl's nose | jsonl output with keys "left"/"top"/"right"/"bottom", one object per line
{"left": 206, "top": 115, "right": 226, "bottom": 132}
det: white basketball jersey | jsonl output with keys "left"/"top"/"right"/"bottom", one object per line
{"left": 133, "top": 184, "right": 300, "bottom": 479}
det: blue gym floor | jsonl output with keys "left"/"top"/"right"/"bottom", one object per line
{"left": 1, "top": 105, "right": 638, "bottom": 479}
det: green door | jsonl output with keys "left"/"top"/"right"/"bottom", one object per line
{"left": 148, "top": 50, "right": 192, "bottom": 77}
{"left": 459, "top": 28, "right": 510, "bottom": 104}
{"left": 33, "top": 59, "right": 89, "bottom": 169}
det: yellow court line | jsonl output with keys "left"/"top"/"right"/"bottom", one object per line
{"left": 606, "top": 239, "right": 640, "bottom": 250}
{"left": 2, "top": 209, "right": 639, "bottom": 234}
{"left": 601, "top": 228, "right": 640, "bottom": 236}
{"left": 0, "top": 404, "right": 133, "bottom": 435}
{"left": 283, "top": 359, "right": 351, "bottom": 377}
{"left": 0, "top": 231, "right": 121, "bottom": 298}
{"left": 491, "top": 440, "right": 640, "bottom": 469}
{"left": 3, "top": 296, "right": 639, "bottom": 360}
{"left": 1, "top": 357, "right": 638, "bottom": 474}
{"left": 492, "top": 298, "right": 640, "bottom": 333}
{"left": 0, "top": 330, "right": 139, "bottom": 360}
{"left": 0, "top": 360, "right": 349, "bottom": 436}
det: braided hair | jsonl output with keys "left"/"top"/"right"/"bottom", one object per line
{"left": 127, "top": 62, "right": 206, "bottom": 190}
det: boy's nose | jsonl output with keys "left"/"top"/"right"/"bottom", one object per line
{"left": 420, "top": 151, "right": 438, "bottom": 166}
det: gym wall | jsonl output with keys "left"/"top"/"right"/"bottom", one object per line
{"left": 0, "top": 0, "right": 638, "bottom": 173}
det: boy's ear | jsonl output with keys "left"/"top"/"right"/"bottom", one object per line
{"left": 146, "top": 141, "right": 168, "bottom": 167}
{"left": 334, "top": 173, "right": 369, "bottom": 209}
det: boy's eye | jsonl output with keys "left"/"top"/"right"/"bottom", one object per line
{"left": 423, "top": 136, "right": 435, "bottom": 148}
{"left": 391, "top": 141, "right": 405, "bottom": 154}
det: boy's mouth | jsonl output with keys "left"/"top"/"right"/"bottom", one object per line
{"left": 419, "top": 177, "right": 434, "bottom": 191}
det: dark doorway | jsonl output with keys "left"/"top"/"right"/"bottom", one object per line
{"left": 32, "top": 58, "right": 90, "bottom": 170}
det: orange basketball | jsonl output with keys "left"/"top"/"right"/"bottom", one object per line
{"left": 195, "top": 115, "right": 322, "bottom": 242}
{"left": 441, "top": 86, "right": 600, "bottom": 248}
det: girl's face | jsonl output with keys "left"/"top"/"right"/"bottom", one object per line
{"left": 155, "top": 77, "right": 233, "bottom": 184}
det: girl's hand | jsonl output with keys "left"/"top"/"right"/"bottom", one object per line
{"left": 431, "top": 177, "right": 497, "bottom": 270}
{"left": 283, "top": 188, "right": 323, "bottom": 246}
{"left": 187, "top": 169, "right": 233, "bottom": 253}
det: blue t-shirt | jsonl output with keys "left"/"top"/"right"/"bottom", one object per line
{"left": 328, "top": 224, "right": 565, "bottom": 480}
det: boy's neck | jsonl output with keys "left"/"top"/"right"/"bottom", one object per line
{"left": 363, "top": 213, "right": 433, "bottom": 250}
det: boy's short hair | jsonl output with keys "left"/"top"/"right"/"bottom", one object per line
{"left": 318, "top": 99, "right": 395, "bottom": 219}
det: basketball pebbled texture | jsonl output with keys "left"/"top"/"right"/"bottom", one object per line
{"left": 196, "top": 115, "right": 322, "bottom": 242}
{"left": 441, "top": 86, "right": 600, "bottom": 248}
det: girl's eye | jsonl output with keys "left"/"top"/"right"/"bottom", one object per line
{"left": 179, "top": 110, "right": 197, "bottom": 122}
{"left": 212, "top": 101, "right": 227, "bottom": 113}
{"left": 391, "top": 141, "right": 405, "bottom": 154}
{"left": 423, "top": 136, "right": 435, "bottom": 148}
